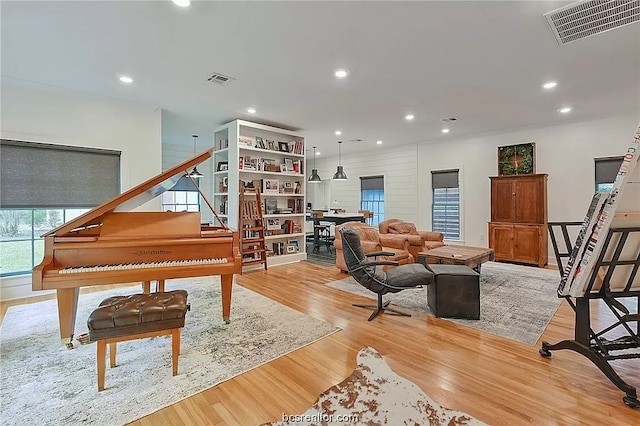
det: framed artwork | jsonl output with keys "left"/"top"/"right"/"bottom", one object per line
{"left": 263, "top": 179, "right": 280, "bottom": 194}
{"left": 286, "top": 245, "right": 297, "bottom": 254}
{"left": 284, "top": 158, "right": 293, "bottom": 172}
{"left": 266, "top": 218, "right": 281, "bottom": 230}
{"left": 287, "top": 239, "right": 299, "bottom": 251}
{"left": 255, "top": 136, "right": 265, "bottom": 149}
{"left": 498, "top": 142, "right": 536, "bottom": 175}
{"left": 217, "top": 161, "right": 228, "bottom": 171}
{"left": 278, "top": 141, "right": 289, "bottom": 152}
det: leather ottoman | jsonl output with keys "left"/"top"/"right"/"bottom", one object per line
{"left": 87, "top": 290, "right": 189, "bottom": 391}
{"left": 423, "top": 264, "right": 480, "bottom": 320}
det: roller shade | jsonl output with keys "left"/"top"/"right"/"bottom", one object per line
{"left": 595, "top": 157, "right": 623, "bottom": 185}
{"left": 360, "top": 176, "right": 384, "bottom": 190}
{"left": 0, "top": 139, "right": 121, "bottom": 208}
{"left": 431, "top": 169, "right": 459, "bottom": 188}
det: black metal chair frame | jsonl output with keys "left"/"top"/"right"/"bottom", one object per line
{"left": 541, "top": 223, "right": 640, "bottom": 408}
{"left": 341, "top": 229, "right": 424, "bottom": 321}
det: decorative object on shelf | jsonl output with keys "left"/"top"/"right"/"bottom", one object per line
{"left": 498, "top": 142, "right": 535, "bottom": 176}
{"left": 187, "top": 135, "right": 204, "bottom": 179}
{"left": 239, "top": 136, "right": 254, "bottom": 147}
{"left": 308, "top": 146, "right": 322, "bottom": 183}
{"left": 332, "top": 140, "right": 347, "bottom": 181}
{"left": 217, "top": 161, "right": 228, "bottom": 171}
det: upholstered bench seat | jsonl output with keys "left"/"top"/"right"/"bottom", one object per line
{"left": 88, "top": 290, "right": 189, "bottom": 391}
{"left": 88, "top": 291, "right": 188, "bottom": 341}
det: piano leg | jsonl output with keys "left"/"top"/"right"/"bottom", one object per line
{"left": 56, "top": 287, "right": 79, "bottom": 349}
{"left": 221, "top": 274, "right": 233, "bottom": 324}
{"left": 142, "top": 280, "right": 166, "bottom": 293}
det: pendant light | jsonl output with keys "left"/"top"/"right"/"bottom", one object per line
{"left": 332, "top": 140, "right": 347, "bottom": 181}
{"left": 308, "top": 146, "right": 322, "bottom": 183}
{"left": 187, "top": 134, "right": 204, "bottom": 179}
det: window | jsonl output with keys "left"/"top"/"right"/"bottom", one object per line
{"left": 161, "top": 175, "right": 200, "bottom": 212}
{"left": 0, "top": 208, "right": 89, "bottom": 276}
{"left": 431, "top": 169, "right": 460, "bottom": 240}
{"left": 360, "top": 176, "right": 384, "bottom": 227}
{"left": 0, "top": 140, "right": 120, "bottom": 276}
{"left": 594, "top": 156, "right": 623, "bottom": 192}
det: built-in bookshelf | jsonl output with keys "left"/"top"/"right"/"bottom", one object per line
{"left": 213, "top": 120, "right": 306, "bottom": 266}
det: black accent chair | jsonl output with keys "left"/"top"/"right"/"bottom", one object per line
{"left": 340, "top": 228, "right": 434, "bottom": 321}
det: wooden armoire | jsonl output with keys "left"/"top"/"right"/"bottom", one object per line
{"left": 488, "top": 174, "right": 548, "bottom": 267}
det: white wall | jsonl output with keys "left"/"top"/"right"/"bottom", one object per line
{"left": 308, "top": 113, "right": 639, "bottom": 263}
{"left": 0, "top": 83, "right": 162, "bottom": 300}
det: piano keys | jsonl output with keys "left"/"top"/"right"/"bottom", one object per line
{"left": 32, "top": 149, "right": 241, "bottom": 348}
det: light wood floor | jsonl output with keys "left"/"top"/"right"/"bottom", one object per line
{"left": 2, "top": 261, "right": 639, "bottom": 425}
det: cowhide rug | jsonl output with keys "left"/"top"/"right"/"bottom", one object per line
{"left": 268, "top": 347, "right": 485, "bottom": 425}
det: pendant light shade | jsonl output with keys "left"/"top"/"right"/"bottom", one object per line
{"left": 187, "top": 134, "right": 204, "bottom": 179}
{"left": 308, "top": 146, "right": 322, "bottom": 183}
{"left": 332, "top": 140, "right": 347, "bottom": 181}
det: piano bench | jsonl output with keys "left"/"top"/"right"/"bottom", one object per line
{"left": 87, "top": 290, "right": 189, "bottom": 391}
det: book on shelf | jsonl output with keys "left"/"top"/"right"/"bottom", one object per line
{"left": 217, "top": 138, "right": 229, "bottom": 150}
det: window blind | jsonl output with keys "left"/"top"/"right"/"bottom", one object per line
{"left": 360, "top": 175, "right": 384, "bottom": 190}
{"left": 594, "top": 156, "right": 623, "bottom": 185}
{"left": 0, "top": 139, "right": 121, "bottom": 208}
{"left": 431, "top": 169, "right": 460, "bottom": 240}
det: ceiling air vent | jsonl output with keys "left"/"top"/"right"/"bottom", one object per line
{"left": 544, "top": 0, "right": 640, "bottom": 45}
{"left": 206, "top": 72, "right": 235, "bottom": 85}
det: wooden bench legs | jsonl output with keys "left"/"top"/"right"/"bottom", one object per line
{"left": 96, "top": 328, "right": 181, "bottom": 391}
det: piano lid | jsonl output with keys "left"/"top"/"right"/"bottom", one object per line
{"left": 43, "top": 149, "right": 215, "bottom": 237}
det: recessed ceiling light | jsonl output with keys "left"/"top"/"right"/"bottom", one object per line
{"left": 334, "top": 130, "right": 342, "bottom": 136}
{"left": 119, "top": 76, "right": 133, "bottom": 84}
{"left": 247, "top": 108, "right": 256, "bottom": 114}
{"left": 405, "top": 114, "right": 414, "bottom": 121}
{"left": 316, "top": 151, "right": 321, "bottom": 156}
{"left": 559, "top": 107, "right": 572, "bottom": 113}
{"left": 334, "top": 69, "right": 348, "bottom": 78}
{"left": 543, "top": 81, "right": 557, "bottom": 89}
{"left": 442, "top": 128, "right": 450, "bottom": 134}
{"left": 376, "top": 140, "right": 383, "bottom": 145}
{"left": 172, "top": 0, "right": 190, "bottom": 7}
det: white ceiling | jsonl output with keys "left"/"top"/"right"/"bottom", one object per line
{"left": 2, "top": 1, "right": 639, "bottom": 157}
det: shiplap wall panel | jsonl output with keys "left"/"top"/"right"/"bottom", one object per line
{"left": 310, "top": 144, "right": 419, "bottom": 224}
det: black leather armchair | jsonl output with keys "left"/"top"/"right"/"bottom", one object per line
{"left": 339, "top": 228, "right": 434, "bottom": 321}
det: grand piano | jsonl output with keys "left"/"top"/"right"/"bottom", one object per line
{"left": 32, "top": 149, "right": 241, "bottom": 348}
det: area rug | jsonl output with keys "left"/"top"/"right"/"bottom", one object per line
{"left": 0, "top": 278, "right": 339, "bottom": 426}
{"left": 266, "top": 346, "right": 485, "bottom": 425}
{"left": 305, "top": 242, "right": 336, "bottom": 268}
{"left": 326, "top": 261, "right": 562, "bottom": 345}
